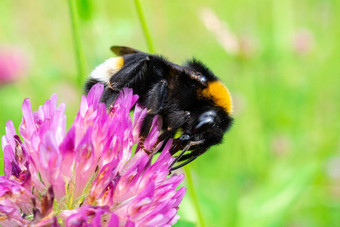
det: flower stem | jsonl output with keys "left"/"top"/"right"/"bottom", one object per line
{"left": 68, "top": 0, "right": 86, "bottom": 86}
{"left": 133, "top": 0, "right": 155, "bottom": 53}
{"left": 184, "top": 166, "right": 206, "bottom": 227}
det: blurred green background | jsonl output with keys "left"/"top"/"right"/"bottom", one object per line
{"left": 1, "top": 0, "right": 340, "bottom": 226}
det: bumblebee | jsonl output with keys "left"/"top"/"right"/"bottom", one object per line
{"left": 85, "top": 46, "right": 233, "bottom": 171}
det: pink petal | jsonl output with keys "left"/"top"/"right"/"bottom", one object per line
{"left": 19, "top": 99, "right": 36, "bottom": 142}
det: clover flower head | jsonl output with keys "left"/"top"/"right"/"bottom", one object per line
{"left": 0, "top": 84, "right": 185, "bottom": 226}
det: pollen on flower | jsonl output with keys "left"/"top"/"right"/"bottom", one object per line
{"left": 0, "top": 84, "right": 186, "bottom": 226}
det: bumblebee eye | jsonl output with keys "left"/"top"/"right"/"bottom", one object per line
{"left": 193, "top": 110, "right": 217, "bottom": 133}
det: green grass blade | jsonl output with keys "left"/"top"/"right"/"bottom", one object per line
{"left": 133, "top": 0, "right": 155, "bottom": 53}
{"left": 68, "top": 0, "right": 87, "bottom": 86}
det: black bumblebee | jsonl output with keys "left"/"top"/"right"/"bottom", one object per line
{"left": 85, "top": 46, "right": 233, "bottom": 171}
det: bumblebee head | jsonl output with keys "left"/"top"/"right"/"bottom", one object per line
{"left": 184, "top": 59, "right": 233, "bottom": 115}
{"left": 190, "top": 107, "right": 233, "bottom": 147}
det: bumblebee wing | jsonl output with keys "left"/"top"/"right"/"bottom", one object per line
{"left": 169, "top": 63, "right": 208, "bottom": 87}
{"left": 111, "top": 46, "right": 197, "bottom": 84}
{"left": 111, "top": 46, "right": 146, "bottom": 56}
{"left": 109, "top": 53, "right": 150, "bottom": 89}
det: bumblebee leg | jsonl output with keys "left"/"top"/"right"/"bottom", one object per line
{"left": 85, "top": 79, "right": 120, "bottom": 109}
{"left": 168, "top": 140, "right": 204, "bottom": 171}
{"left": 170, "top": 156, "right": 198, "bottom": 172}
{"left": 157, "top": 111, "right": 191, "bottom": 154}
{"left": 101, "top": 86, "right": 120, "bottom": 109}
{"left": 169, "top": 135, "right": 190, "bottom": 155}
{"left": 170, "top": 148, "right": 208, "bottom": 172}
{"left": 158, "top": 111, "right": 190, "bottom": 142}
{"left": 168, "top": 143, "right": 191, "bottom": 170}
{"left": 140, "top": 80, "right": 168, "bottom": 139}
{"left": 84, "top": 78, "right": 100, "bottom": 94}
{"left": 178, "top": 146, "right": 207, "bottom": 161}
{"left": 146, "top": 80, "right": 167, "bottom": 114}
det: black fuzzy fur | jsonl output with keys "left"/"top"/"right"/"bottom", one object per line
{"left": 85, "top": 46, "right": 233, "bottom": 167}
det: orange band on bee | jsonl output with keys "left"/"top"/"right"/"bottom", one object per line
{"left": 199, "top": 81, "right": 233, "bottom": 114}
